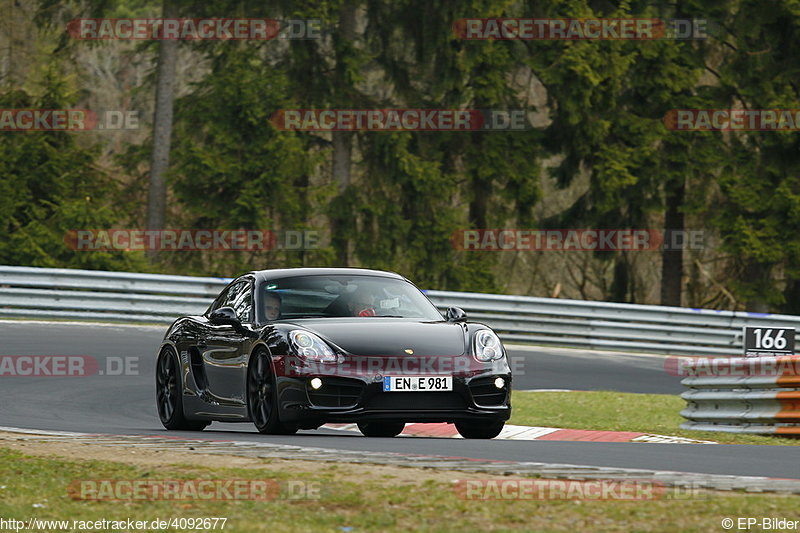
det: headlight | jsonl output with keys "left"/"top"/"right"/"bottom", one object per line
{"left": 473, "top": 330, "right": 504, "bottom": 362}
{"left": 289, "top": 330, "right": 336, "bottom": 363}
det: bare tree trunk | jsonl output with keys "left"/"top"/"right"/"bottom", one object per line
{"left": 609, "top": 253, "right": 630, "bottom": 303}
{"left": 330, "top": 0, "right": 357, "bottom": 264}
{"left": 469, "top": 173, "right": 490, "bottom": 228}
{"left": 782, "top": 277, "right": 800, "bottom": 315}
{"left": 332, "top": 131, "right": 352, "bottom": 192}
{"left": 660, "top": 178, "right": 685, "bottom": 306}
{"left": 146, "top": 0, "right": 178, "bottom": 260}
{"left": 744, "top": 261, "right": 771, "bottom": 313}
{"left": 468, "top": 131, "right": 490, "bottom": 228}
{"left": 331, "top": 0, "right": 356, "bottom": 193}
{"left": 2, "top": 0, "right": 14, "bottom": 87}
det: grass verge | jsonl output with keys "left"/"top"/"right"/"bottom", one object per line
{"left": 509, "top": 390, "right": 800, "bottom": 445}
{"left": 0, "top": 447, "right": 799, "bottom": 532}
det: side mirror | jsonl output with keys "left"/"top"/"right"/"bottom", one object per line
{"left": 446, "top": 306, "right": 468, "bottom": 323}
{"left": 209, "top": 306, "right": 240, "bottom": 326}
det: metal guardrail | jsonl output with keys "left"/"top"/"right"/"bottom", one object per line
{"left": 425, "top": 290, "right": 800, "bottom": 356}
{"left": 2, "top": 265, "right": 800, "bottom": 356}
{"left": 0, "top": 266, "right": 230, "bottom": 323}
{"left": 680, "top": 356, "right": 800, "bottom": 435}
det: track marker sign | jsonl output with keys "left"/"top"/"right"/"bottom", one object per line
{"left": 743, "top": 327, "right": 795, "bottom": 357}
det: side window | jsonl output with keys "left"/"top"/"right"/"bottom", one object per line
{"left": 210, "top": 289, "right": 229, "bottom": 314}
{"left": 224, "top": 281, "right": 253, "bottom": 323}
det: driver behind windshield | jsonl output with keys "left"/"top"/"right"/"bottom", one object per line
{"left": 265, "top": 292, "right": 282, "bottom": 320}
{"left": 347, "top": 287, "right": 376, "bottom": 317}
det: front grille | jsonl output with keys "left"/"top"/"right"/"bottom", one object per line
{"left": 366, "top": 392, "right": 467, "bottom": 410}
{"left": 468, "top": 377, "right": 508, "bottom": 407}
{"left": 307, "top": 377, "right": 365, "bottom": 408}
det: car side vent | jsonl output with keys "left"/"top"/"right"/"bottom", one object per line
{"left": 189, "top": 348, "right": 208, "bottom": 391}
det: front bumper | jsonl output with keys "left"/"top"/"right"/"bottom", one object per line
{"left": 275, "top": 371, "right": 512, "bottom": 424}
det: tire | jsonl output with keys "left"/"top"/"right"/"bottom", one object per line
{"left": 358, "top": 421, "right": 405, "bottom": 438}
{"left": 156, "top": 347, "right": 209, "bottom": 431}
{"left": 455, "top": 420, "right": 504, "bottom": 439}
{"left": 247, "top": 349, "right": 298, "bottom": 435}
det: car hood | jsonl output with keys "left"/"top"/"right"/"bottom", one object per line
{"left": 284, "top": 318, "right": 467, "bottom": 357}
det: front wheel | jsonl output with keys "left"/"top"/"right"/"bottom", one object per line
{"left": 358, "top": 421, "right": 405, "bottom": 437}
{"left": 247, "top": 349, "right": 297, "bottom": 435}
{"left": 155, "top": 347, "right": 208, "bottom": 431}
{"left": 455, "top": 420, "right": 504, "bottom": 439}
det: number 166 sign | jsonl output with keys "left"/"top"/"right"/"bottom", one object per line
{"left": 743, "top": 327, "right": 795, "bottom": 357}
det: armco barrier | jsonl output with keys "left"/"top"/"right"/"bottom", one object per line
{"left": 1, "top": 265, "right": 800, "bottom": 356}
{"left": 0, "top": 266, "right": 229, "bottom": 323}
{"left": 680, "top": 356, "right": 800, "bottom": 435}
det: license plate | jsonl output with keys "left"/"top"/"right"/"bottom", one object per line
{"left": 383, "top": 376, "right": 453, "bottom": 392}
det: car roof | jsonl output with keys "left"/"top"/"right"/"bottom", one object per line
{"left": 246, "top": 267, "right": 407, "bottom": 282}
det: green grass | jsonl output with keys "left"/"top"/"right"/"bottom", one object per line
{"left": 509, "top": 390, "right": 800, "bottom": 445}
{"left": 1, "top": 447, "right": 799, "bottom": 532}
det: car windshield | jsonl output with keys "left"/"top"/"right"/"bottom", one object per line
{"left": 261, "top": 275, "right": 443, "bottom": 321}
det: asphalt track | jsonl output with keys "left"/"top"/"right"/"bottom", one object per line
{"left": 1, "top": 320, "right": 798, "bottom": 480}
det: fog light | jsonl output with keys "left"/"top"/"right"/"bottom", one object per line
{"left": 494, "top": 377, "right": 505, "bottom": 389}
{"left": 310, "top": 378, "right": 323, "bottom": 390}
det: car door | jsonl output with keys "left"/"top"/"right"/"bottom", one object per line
{"left": 200, "top": 278, "right": 254, "bottom": 405}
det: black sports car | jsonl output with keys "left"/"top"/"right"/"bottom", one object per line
{"left": 155, "top": 268, "right": 512, "bottom": 438}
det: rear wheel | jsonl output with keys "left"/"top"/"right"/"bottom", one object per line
{"left": 358, "top": 421, "right": 405, "bottom": 438}
{"left": 156, "top": 347, "right": 208, "bottom": 431}
{"left": 247, "top": 349, "right": 297, "bottom": 435}
{"left": 455, "top": 420, "right": 504, "bottom": 439}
